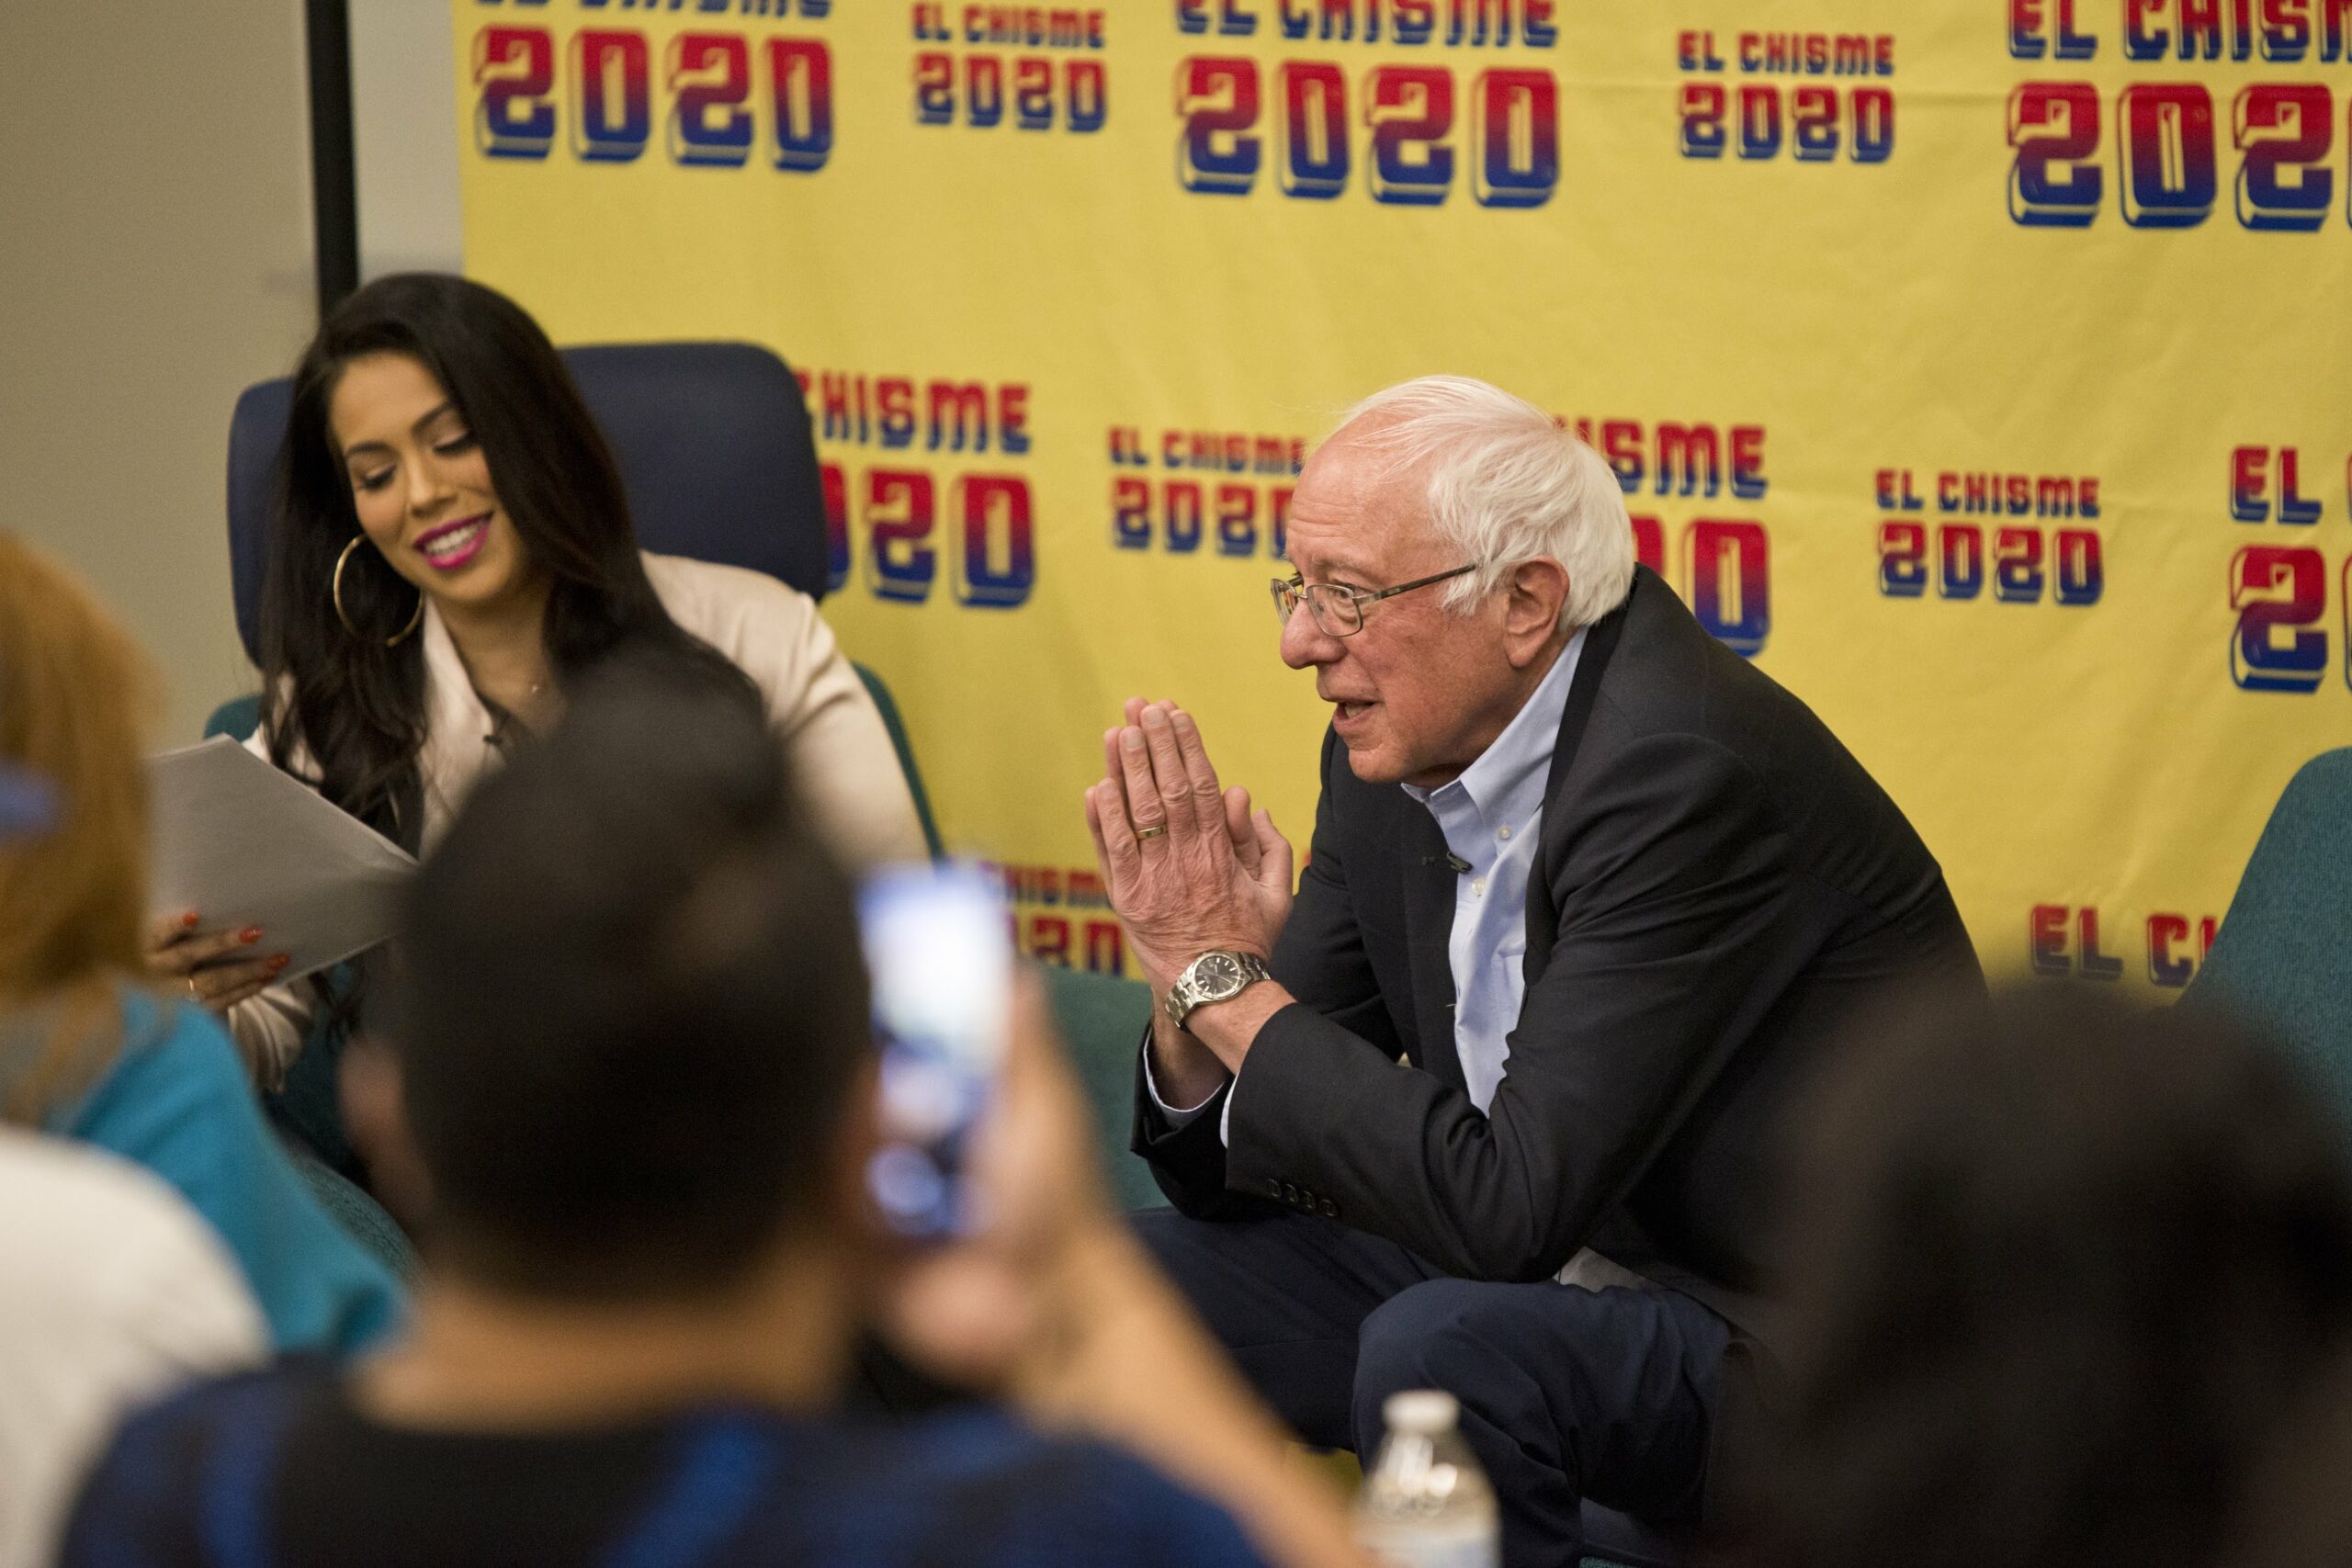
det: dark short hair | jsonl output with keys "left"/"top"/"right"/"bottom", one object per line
{"left": 1754, "top": 987, "right": 2352, "bottom": 1568}
{"left": 387, "top": 653, "right": 871, "bottom": 1300}
{"left": 2233, "top": 1345, "right": 2352, "bottom": 1567}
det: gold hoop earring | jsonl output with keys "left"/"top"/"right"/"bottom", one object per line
{"left": 332, "top": 536, "right": 423, "bottom": 647}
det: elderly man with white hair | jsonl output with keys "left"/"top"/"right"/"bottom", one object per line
{"left": 1085, "top": 376, "right": 1981, "bottom": 1565}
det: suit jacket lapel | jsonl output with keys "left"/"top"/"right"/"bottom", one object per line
{"left": 1524, "top": 572, "right": 1639, "bottom": 981}
{"left": 1541, "top": 570, "right": 1638, "bottom": 805}
{"left": 1397, "top": 802, "right": 1470, "bottom": 1095}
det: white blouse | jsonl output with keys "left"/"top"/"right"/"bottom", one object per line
{"left": 227, "top": 551, "right": 925, "bottom": 1082}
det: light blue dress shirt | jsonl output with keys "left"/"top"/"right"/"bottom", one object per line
{"left": 1398, "top": 629, "right": 1583, "bottom": 1112}
{"left": 1148, "top": 631, "right": 1585, "bottom": 1135}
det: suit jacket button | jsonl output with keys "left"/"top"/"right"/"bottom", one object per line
{"left": 1283, "top": 1183, "right": 1301, "bottom": 1204}
{"left": 1319, "top": 1199, "right": 1338, "bottom": 1218}
{"left": 1263, "top": 1179, "right": 1283, "bottom": 1199}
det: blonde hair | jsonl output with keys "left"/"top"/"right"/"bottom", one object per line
{"left": 0, "top": 534, "right": 159, "bottom": 1120}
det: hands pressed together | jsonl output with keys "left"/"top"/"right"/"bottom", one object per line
{"left": 1082, "top": 698, "right": 1295, "bottom": 991}
{"left": 896, "top": 695, "right": 1304, "bottom": 1391}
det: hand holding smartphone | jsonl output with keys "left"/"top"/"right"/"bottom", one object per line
{"left": 860, "top": 863, "right": 1013, "bottom": 1239}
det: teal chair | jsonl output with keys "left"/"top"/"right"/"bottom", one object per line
{"left": 280, "top": 1136, "right": 419, "bottom": 1281}
{"left": 854, "top": 665, "right": 944, "bottom": 862}
{"left": 2184, "top": 747, "right": 2352, "bottom": 1097}
{"left": 1039, "top": 963, "right": 1164, "bottom": 1213}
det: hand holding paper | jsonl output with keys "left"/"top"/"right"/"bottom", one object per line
{"left": 146, "top": 738, "right": 416, "bottom": 988}
{"left": 145, "top": 909, "right": 288, "bottom": 1014}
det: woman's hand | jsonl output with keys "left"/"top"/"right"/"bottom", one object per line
{"left": 145, "top": 911, "right": 289, "bottom": 1014}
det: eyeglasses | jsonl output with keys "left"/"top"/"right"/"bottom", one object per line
{"left": 1270, "top": 564, "right": 1478, "bottom": 637}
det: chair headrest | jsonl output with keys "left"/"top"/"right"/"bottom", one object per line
{"left": 222, "top": 341, "right": 831, "bottom": 665}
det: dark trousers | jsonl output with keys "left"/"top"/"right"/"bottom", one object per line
{"left": 1134, "top": 1206, "right": 1735, "bottom": 1568}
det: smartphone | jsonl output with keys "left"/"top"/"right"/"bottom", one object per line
{"left": 859, "top": 863, "right": 1013, "bottom": 1239}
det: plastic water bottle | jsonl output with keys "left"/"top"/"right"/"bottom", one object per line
{"left": 1354, "top": 1389, "right": 1500, "bottom": 1568}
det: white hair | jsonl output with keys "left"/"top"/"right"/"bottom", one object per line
{"left": 1330, "top": 375, "right": 1635, "bottom": 632}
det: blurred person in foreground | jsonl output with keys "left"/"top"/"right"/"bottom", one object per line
{"left": 2231, "top": 1347, "right": 2352, "bottom": 1568}
{"left": 1747, "top": 987, "right": 2352, "bottom": 1568}
{"left": 65, "top": 659, "right": 1364, "bottom": 1568}
{"left": 0, "top": 769, "right": 265, "bottom": 1568}
{"left": 0, "top": 1130, "right": 264, "bottom": 1568}
{"left": 0, "top": 532, "right": 401, "bottom": 1353}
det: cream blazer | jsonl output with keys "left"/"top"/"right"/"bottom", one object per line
{"left": 227, "top": 551, "right": 925, "bottom": 1083}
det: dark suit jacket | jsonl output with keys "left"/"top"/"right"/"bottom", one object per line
{"left": 1133, "top": 567, "right": 1981, "bottom": 1337}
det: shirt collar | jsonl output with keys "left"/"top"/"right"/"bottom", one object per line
{"left": 1402, "top": 625, "right": 1587, "bottom": 829}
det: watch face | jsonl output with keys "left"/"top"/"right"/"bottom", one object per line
{"left": 1196, "top": 953, "right": 1246, "bottom": 997}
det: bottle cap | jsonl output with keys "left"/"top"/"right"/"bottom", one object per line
{"left": 1383, "top": 1389, "right": 1459, "bottom": 1434}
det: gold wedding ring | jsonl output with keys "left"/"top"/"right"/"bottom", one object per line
{"left": 1135, "top": 825, "right": 1169, "bottom": 841}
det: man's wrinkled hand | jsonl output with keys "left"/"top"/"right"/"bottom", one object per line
{"left": 1082, "top": 698, "right": 1294, "bottom": 989}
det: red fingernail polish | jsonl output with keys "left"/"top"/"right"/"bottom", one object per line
{"left": 182, "top": 912, "right": 199, "bottom": 928}
{"left": 241, "top": 927, "right": 263, "bottom": 942}
{"left": 269, "top": 954, "right": 289, "bottom": 971}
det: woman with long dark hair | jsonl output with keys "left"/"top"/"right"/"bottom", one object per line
{"left": 147, "top": 274, "right": 922, "bottom": 1083}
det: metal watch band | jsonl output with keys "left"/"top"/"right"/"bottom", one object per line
{"left": 1164, "top": 950, "right": 1270, "bottom": 1029}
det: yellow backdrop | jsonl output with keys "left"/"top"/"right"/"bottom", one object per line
{"left": 452, "top": 0, "right": 2352, "bottom": 988}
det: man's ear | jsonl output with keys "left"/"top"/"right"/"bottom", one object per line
{"left": 1502, "top": 557, "right": 1571, "bottom": 668}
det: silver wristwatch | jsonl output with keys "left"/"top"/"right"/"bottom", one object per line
{"left": 1163, "top": 950, "right": 1271, "bottom": 1029}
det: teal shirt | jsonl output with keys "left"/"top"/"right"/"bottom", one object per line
{"left": 49, "top": 987, "right": 403, "bottom": 1356}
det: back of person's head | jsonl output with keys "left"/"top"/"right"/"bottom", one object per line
{"left": 2229, "top": 1345, "right": 2352, "bottom": 1567}
{"left": 1756, "top": 986, "right": 2352, "bottom": 1568}
{"left": 0, "top": 535, "right": 155, "bottom": 1117}
{"left": 386, "top": 651, "right": 871, "bottom": 1301}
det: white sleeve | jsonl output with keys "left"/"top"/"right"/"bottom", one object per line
{"left": 116, "top": 1188, "right": 270, "bottom": 1374}
{"left": 221, "top": 982, "right": 317, "bottom": 1094}
{"left": 649, "top": 558, "right": 928, "bottom": 869}
{"left": 743, "top": 588, "right": 929, "bottom": 869}
{"left": 1140, "top": 1037, "right": 1238, "bottom": 1147}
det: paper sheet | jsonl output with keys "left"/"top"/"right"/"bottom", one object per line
{"left": 147, "top": 737, "right": 416, "bottom": 982}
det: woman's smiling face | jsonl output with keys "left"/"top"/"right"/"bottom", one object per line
{"left": 329, "top": 352, "right": 535, "bottom": 618}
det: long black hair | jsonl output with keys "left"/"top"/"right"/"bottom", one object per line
{"left": 258, "top": 272, "right": 755, "bottom": 852}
